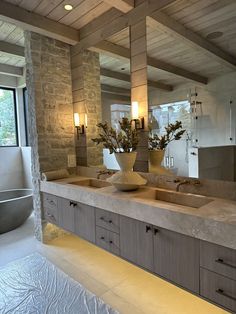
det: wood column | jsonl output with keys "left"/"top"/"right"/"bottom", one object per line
{"left": 130, "top": 18, "right": 149, "bottom": 172}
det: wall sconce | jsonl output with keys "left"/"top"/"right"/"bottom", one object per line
{"left": 74, "top": 113, "right": 87, "bottom": 139}
{"left": 131, "top": 101, "right": 144, "bottom": 129}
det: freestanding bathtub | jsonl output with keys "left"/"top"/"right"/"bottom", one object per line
{"left": 0, "top": 189, "right": 33, "bottom": 234}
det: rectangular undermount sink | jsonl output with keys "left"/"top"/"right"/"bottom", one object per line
{"left": 139, "top": 189, "right": 213, "bottom": 209}
{"left": 68, "top": 179, "right": 111, "bottom": 189}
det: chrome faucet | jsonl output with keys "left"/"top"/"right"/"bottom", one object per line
{"left": 174, "top": 178, "right": 201, "bottom": 192}
{"left": 97, "top": 169, "right": 115, "bottom": 179}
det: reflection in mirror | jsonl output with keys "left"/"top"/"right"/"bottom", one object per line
{"left": 149, "top": 79, "right": 236, "bottom": 181}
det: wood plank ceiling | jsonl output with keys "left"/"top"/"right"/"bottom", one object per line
{"left": 0, "top": 0, "right": 236, "bottom": 92}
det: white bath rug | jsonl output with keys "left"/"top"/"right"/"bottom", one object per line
{"left": 0, "top": 253, "right": 118, "bottom": 314}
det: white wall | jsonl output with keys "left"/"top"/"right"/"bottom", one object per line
{"left": 21, "top": 147, "right": 32, "bottom": 188}
{"left": 0, "top": 147, "right": 24, "bottom": 190}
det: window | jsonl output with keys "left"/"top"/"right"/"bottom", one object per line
{"left": 0, "top": 87, "right": 18, "bottom": 146}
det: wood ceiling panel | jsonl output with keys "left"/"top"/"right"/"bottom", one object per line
{"left": 32, "top": 0, "right": 63, "bottom": 16}
{"left": 47, "top": 0, "right": 84, "bottom": 21}
{"left": 17, "top": 0, "right": 41, "bottom": 11}
{"left": 71, "top": 2, "right": 111, "bottom": 29}
{"left": 59, "top": 0, "right": 108, "bottom": 26}
{"left": 0, "top": 52, "right": 24, "bottom": 66}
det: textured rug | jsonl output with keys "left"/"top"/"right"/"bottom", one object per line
{"left": 0, "top": 253, "right": 118, "bottom": 314}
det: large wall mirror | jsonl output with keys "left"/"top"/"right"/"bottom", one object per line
{"left": 98, "top": 10, "right": 236, "bottom": 182}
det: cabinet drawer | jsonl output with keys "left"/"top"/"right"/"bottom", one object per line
{"left": 96, "top": 208, "right": 119, "bottom": 234}
{"left": 42, "top": 193, "right": 58, "bottom": 211}
{"left": 200, "top": 268, "right": 236, "bottom": 312}
{"left": 42, "top": 193, "right": 59, "bottom": 224}
{"left": 96, "top": 226, "right": 120, "bottom": 256}
{"left": 200, "top": 241, "right": 236, "bottom": 281}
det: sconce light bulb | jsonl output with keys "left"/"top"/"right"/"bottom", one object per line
{"left": 132, "top": 101, "right": 139, "bottom": 120}
{"left": 74, "top": 113, "right": 80, "bottom": 127}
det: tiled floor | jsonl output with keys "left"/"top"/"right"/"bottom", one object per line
{"left": 0, "top": 216, "right": 229, "bottom": 314}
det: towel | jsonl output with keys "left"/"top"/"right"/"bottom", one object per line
{"left": 41, "top": 169, "right": 70, "bottom": 181}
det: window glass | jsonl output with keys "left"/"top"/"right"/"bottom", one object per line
{"left": 0, "top": 87, "right": 18, "bottom": 146}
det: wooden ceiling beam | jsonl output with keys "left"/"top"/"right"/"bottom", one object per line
{"left": 72, "top": 0, "right": 177, "bottom": 55}
{"left": 101, "top": 91, "right": 130, "bottom": 102}
{"left": 0, "top": 41, "right": 24, "bottom": 57}
{"left": 100, "top": 68, "right": 173, "bottom": 91}
{"left": 96, "top": 41, "right": 208, "bottom": 84}
{"left": 102, "top": 0, "right": 134, "bottom": 13}
{"left": 0, "top": 63, "right": 23, "bottom": 77}
{"left": 0, "top": 0, "right": 79, "bottom": 45}
{"left": 101, "top": 84, "right": 130, "bottom": 95}
{"left": 148, "top": 12, "right": 236, "bottom": 70}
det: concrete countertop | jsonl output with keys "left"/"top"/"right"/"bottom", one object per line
{"left": 40, "top": 176, "right": 236, "bottom": 250}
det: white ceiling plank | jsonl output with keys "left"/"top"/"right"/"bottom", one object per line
{"left": 0, "top": 0, "right": 79, "bottom": 45}
{"left": 148, "top": 11, "right": 236, "bottom": 70}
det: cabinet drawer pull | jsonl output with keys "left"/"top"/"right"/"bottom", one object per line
{"left": 47, "top": 199, "right": 56, "bottom": 206}
{"left": 215, "top": 258, "right": 236, "bottom": 269}
{"left": 109, "top": 240, "right": 113, "bottom": 244}
{"left": 100, "top": 217, "right": 112, "bottom": 224}
{"left": 154, "top": 228, "right": 159, "bottom": 235}
{"left": 47, "top": 213, "right": 55, "bottom": 220}
{"left": 216, "top": 289, "right": 236, "bottom": 301}
{"left": 146, "top": 225, "right": 151, "bottom": 233}
{"left": 69, "top": 201, "right": 77, "bottom": 207}
{"left": 100, "top": 236, "right": 105, "bottom": 240}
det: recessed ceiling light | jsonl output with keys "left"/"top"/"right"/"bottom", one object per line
{"left": 64, "top": 4, "right": 73, "bottom": 11}
{"left": 206, "top": 31, "right": 223, "bottom": 40}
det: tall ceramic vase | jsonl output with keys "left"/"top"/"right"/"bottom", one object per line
{"left": 107, "top": 152, "right": 147, "bottom": 191}
{"left": 149, "top": 149, "right": 173, "bottom": 175}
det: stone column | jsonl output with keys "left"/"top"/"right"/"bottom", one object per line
{"left": 71, "top": 50, "right": 103, "bottom": 167}
{"left": 24, "top": 31, "right": 76, "bottom": 241}
{"left": 130, "top": 19, "right": 149, "bottom": 172}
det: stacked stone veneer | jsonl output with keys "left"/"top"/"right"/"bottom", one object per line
{"left": 71, "top": 49, "right": 103, "bottom": 166}
{"left": 24, "top": 31, "right": 76, "bottom": 241}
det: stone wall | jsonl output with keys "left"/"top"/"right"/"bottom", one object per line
{"left": 71, "top": 49, "right": 103, "bottom": 167}
{"left": 24, "top": 31, "right": 76, "bottom": 241}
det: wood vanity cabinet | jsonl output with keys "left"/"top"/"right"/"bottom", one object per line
{"left": 200, "top": 241, "right": 236, "bottom": 312}
{"left": 42, "top": 192, "right": 236, "bottom": 312}
{"left": 58, "top": 198, "right": 75, "bottom": 233}
{"left": 153, "top": 227, "right": 200, "bottom": 293}
{"left": 120, "top": 215, "right": 199, "bottom": 293}
{"left": 120, "top": 215, "right": 154, "bottom": 271}
{"left": 74, "top": 202, "right": 95, "bottom": 243}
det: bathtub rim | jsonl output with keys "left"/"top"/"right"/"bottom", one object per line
{"left": 0, "top": 189, "right": 33, "bottom": 204}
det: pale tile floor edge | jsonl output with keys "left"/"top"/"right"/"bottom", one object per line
{"left": 0, "top": 216, "right": 229, "bottom": 314}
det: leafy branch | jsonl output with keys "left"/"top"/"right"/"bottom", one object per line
{"left": 149, "top": 120, "right": 185, "bottom": 150}
{"left": 92, "top": 118, "right": 139, "bottom": 153}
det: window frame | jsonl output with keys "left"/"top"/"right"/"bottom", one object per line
{"left": 23, "top": 87, "right": 29, "bottom": 146}
{"left": 0, "top": 86, "right": 19, "bottom": 147}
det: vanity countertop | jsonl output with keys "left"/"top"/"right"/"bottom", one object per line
{"left": 40, "top": 176, "right": 236, "bottom": 250}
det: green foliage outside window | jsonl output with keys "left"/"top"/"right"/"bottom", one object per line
{"left": 0, "top": 88, "right": 17, "bottom": 146}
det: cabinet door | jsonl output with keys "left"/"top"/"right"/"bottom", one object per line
{"left": 58, "top": 198, "right": 75, "bottom": 233}
{"left": 74, "top": 203, "right": 95, "bottom": 243}
{"left": 153, "top": 227, "right": 200, "bottom": 293}
{"left": 120, "top": 215, "right": 153, "bottom": 271}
